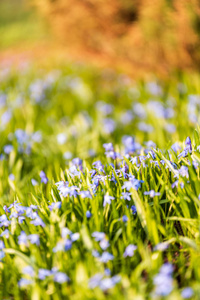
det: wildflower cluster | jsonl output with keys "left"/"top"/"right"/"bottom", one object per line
{"left": 0, "top": 64, "right": 199, "bottom": 299}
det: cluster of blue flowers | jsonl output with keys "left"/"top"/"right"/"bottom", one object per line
{"left": 0, "top": 66, "right": 198, "bottom": 298}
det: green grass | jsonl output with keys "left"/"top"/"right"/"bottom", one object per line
{"left": 0, "top": 64, "right": 200, "bottom": 299}
{"left": 0, "top": 0, "right": 49, "bottom": 49}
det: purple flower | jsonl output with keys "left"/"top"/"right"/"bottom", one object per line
{"left": 99, "top": 275, "right": 121, "bottom": 291}
{"left": 48, "top": 202, "right": 62, "bottom": 211}
{"left": 178, "top": 137, "right": 192, "bottom": 158}
{"left": 70, "top": 233, "right": 80, "bottom": 241}
{"left": 181, "top": 287, "right": 193, "bottom": 299}
{"left": 38, "top": 268, "right": 52, "bottom": 280}
{"left": 103, "top": 195, "right": 115, "bottom": 207}
{"left": 64, "top": 239, "right": 72, "bottom": 251}
{"left": 54, "top": 272, "right": 69, "bottom": 283}
{"left": 131, "top": 205, "right": 137, "bottom": 215}
{"left": 18, "top": 231, "right": 28, "bottom": 246}
{"left": 30, "top": 216, "right": 45, "bottom": 227}
{"left": 61, "top": 227, "right": 72, "bottom": 238}
{"left": 179, "top": 166, "right": 189, "bottom": 178}
{"left": 31, "top": 179, "right": 38, "bottom": 186}
{"left": 1, "top": 109, "right": 12, "bottom": 126}
{"left": 171, "top": 142, "right": 181, "bottom": 153}
{"left": 159, "top": 263, "right": 174, "bottom": 275}
{"left": 9, "top": 174, "right": 15, "bottom": 181}
{"left": 0, "top": 241, "right": 5, "bottom": 249}
{"left": 122, "top": 215, "right": 128, "bottom": 222}
{"left": 122, "top": 178, "right": 143, "bottom": 191}
{"left": 53, "top": 241, "right": 64, "bottom": 253}
{"left": 98, "top": 252, "right": 114, "bottom": 263}
{"left": 0, "top": 250, "right": 5, "bottom": 260}
{"left": 185, "top": 137, "right": 192, "bottom": 152}
{"left": 22, "top": 266, "right": 35, "bottom": 277}
{"left": 40, "top": 171, "right": 48, "bottom": 184}
{"left": 72, "top": 157, "right": 83, "bottom": 170}
{"left": 92, "top": 232, "right": 105, "bottom": 242}
{"left": 153, "top": 263, "right": 174, "bottom": 296}
{"left": 28, "top": 234, "right": 40, "bottom": 246}
{"left": 89, "top": 273, "right": 103, "bottom": 288}
{"left": 144, "top": 190, "right": 160, "bottom": 197}
{"left": 103, "top": 143, "right": 114, "bottom": 152}
{"left": 99, "top": 239, "right": 110, "bottom": 250}
{"left": 4, "top": 145, "right": 13, "bottom": 154}
{"left": 79, "top": 190, "right": 92, "bottom": 199}
{"left": 123, "top": 244, "right": 137, "bottom": 257}
{"left": 1, "top": 229, "right": 10, "bottom": 238}
{"left": 138, "top": 122, "right": 153, "bottom": 133}
{"left": 103, "top": 118, "right": 116, "bottom": 134}
{"left": 92, "top": 250, "right": 100, "bottom": 257}
{"left": 86, "top": 210, "right": 92, "bottom": 218}
{"left": 121, "top": 192, "right": 131, "bottom": 201}
{"left": 154, "top": 242, "right": 169, "bottom": 251}
{"left": 18, "top": 278, "right": 33, "bottom": 288}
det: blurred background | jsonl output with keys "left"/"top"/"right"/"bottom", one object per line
{"left": 0, "top": 0, "right": 200, "bottom": 76}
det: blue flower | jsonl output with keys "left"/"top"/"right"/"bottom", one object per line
{"left": 123, "top": 244, "right": 137, "bottom": 257}
{"left": 0, "top": 251, "right": 5, "bottom": 260}
{"left": 122, "top": 215, "right": 128, "bottom": 222}
{"left": 92, "top": 232, "right": 105, "bottom": 242}
{"left": 38, "top": 268, "right": 52, "bottom": 280}
{"left": 31, "top": 179, "right": 38, "bottom": 186}
{"left": 131, "top": 205, "right": 137, "bottom": 215}
{"left": 89, "top": 273, "right": 103, "bottom": 288}
{"left": 28, "top": 234, "right": 40, "bottom": 246}
{"left": 48, "top": 202, "right": 62, "bottom": 211}
{"left": 86, "top": 210, "right": 92, "bottom": 218}
{"left": 18, "top": 278, "right": 33, "bottom": 288}
{"left": 39, "top": 171, "right": 48, "bottom": 184}
{"left": 18, "top": 231, "right": 28, "bottom": 246}
{"left": 22, "top": 266, "right": 35, "bottom": 277}
{"left": 103, "top": 195, "right": 115, "bottom": 207}
{"left": 121, "top": 192, "right": 131, "bottom": 201}
{"left": 4, "top": 145, "right": 13, "bottom": 154}
{"left": 54, "top": 272, "right": 69, "bottom": 283}
{"left": 8, "top": 174, "right": 15, "bottom": 181}
{"left": 99, "top": 239, "right": 110, "bottom": 250}
{"left": 144, "top": 190, "right": 160, "bottom": 197}
{"left": 65, "top": 239, "right": 74, "bottom": 252}
{"left": 153, "top": 263, "right": 174, "bottom": 296}
{"left": 98, "top": 252, "right": 114, "bottom": 263}
{"left": 181, "top": 287, "right": 193, "bottom": 299}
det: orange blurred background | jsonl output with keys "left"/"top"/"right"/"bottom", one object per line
{"left": 1, "top": 0, "right": 200, "bottom": 77}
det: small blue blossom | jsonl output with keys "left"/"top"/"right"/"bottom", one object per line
{"left": 144, "top": 190, "right": 160, "bottom": 197}
{"left": 54, "top": 272, "right": 69, "bottom": 283}
{"left": 103, "top": 195, "right": 115, "bottom": 207}
{"left": 86, "top": 210, "right": 92, "bottom": 218}
{"left": 131, "top": 205, "right": 137, "bottom": 215}
{"left": 98, "top": 252, "right": 114, "bottom": 263}
{"left": 122, "top": 215, "right": 128, "bottom": 222}
{"left": 181, "top": 287, "right": 194, "bottom": 299}
{"left": 22, "top": 266, "right": 35, "bottom": 277}
{"left": 123, "top": 244, "right": 137, "bottom": 257}
{"left": 28, "top": 234, "right": 40, "bottom": 246}
{"left": 9, "top": 174, "right": 15, "bottom": 181}
{"left": 40, "top": 171, "right": 48, "bottom": 184}
{"left": 38, "top": 268, "right": 52, "bottom": 280}
{"left": 18, "top": 278, "right": 33, "bottom": 288}
{"left": 31, "top": 179, "right": 38, "bottom": 186}
{"left": 92, "top": 232, "right": 105, "bottom": 242}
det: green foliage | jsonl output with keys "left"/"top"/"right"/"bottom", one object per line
{"left": 0, "top": 64, "right": 200, "bottom": 299}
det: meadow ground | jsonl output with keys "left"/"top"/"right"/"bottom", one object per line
{"left": 1, "top": 1, "right": 200, "bottom": 300}
{"left": 0, "top": 64, "right": 200, "bottom": 299}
